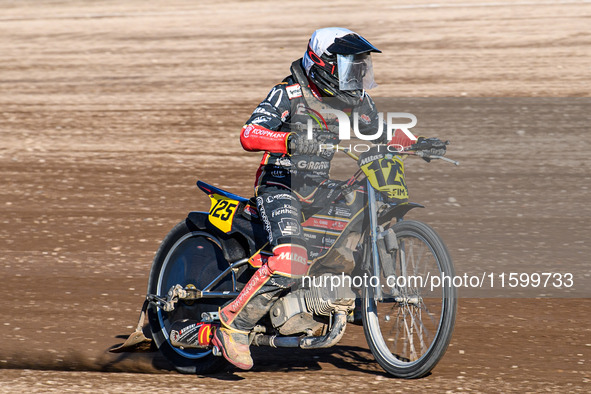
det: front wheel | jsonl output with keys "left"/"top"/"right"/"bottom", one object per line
{"left": 146, "top": 219, "right": 230, "bottom": 374}
{"left": 362, "top": 220, "right": 457, "bottom": 378}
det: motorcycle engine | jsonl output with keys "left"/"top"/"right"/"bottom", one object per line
{"left": 270, "top": 274, "right": 356, "bottom": 335}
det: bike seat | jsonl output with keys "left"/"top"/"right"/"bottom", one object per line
{"left": 196, "top": 180, "right": 249, "bottom": 203}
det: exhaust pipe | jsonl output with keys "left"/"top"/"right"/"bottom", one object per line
{"left": 250, "top": 311, "right": 348, "bottom": 349}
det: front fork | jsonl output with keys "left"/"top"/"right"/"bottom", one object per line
{"left": 367, "top": 180, "right": 384, "bottom": 301}
{"left": 367, "top": 180, "right": 410, "bottom": 303}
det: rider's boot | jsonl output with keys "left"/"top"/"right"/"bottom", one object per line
{"left": 211, "top": 325, "right": 253, "bottom": 370}
{"left": 213, "top": 243, "right": 308, "bottom": 370}
{"left": 212, "top": 263, "right": 273, "bottom": 370}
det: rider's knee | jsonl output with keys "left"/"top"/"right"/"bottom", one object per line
{"left": 267, "top": 243, "right": 309, "bottom": 277}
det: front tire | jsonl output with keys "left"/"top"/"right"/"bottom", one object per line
{"left": 362, "top": 220, "right": 457, "bottom": 378}
{"left": 147, "top": 219, "right": 230, "bottom": 374}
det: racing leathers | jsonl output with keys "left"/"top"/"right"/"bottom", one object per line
{"left": 215, "top": 59, "right": 416, "bottom": 370}
{"left": 242, "top": 58, "right": 415, "bottom": 245}
{"left": 241, "top": 59, "right": 415, "bottom": 244}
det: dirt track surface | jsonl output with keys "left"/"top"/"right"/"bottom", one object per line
{"left": 1, "top": 0, "right": 590, "bottom": 392}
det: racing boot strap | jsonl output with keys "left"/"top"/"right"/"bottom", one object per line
{"left": 211, "top": 326, "right": 253, "bottom": 370}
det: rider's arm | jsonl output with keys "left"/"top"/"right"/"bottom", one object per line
{"left": 240, "top": 82, "right": 292, "bottom": 154}
{"left": 240, "top": 124, "right": 290, "bottom": 154}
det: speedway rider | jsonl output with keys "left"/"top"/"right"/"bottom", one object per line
{"left": 207, "top": 27, "right": 447, "bottom": 370}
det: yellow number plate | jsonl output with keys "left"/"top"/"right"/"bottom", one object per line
{"left": 208, "top": 194, "right": 239, "bottom": 233}
{"left": 360, "top": 155, "right": 409, "bottom": 201}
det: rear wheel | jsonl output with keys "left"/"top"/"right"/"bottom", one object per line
{"left": 362, "top": 220, "right": 457, "bottom": 378}
{"left": 147, "top": 219, "right": 230, "bottom": 374}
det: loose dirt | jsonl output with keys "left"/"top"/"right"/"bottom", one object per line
{"left": 1, "top": 0, "right": 589, "bottom": 392}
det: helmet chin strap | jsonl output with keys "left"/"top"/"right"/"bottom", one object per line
{"left": 305, "top": 76, "right": 324, "bottom": 100}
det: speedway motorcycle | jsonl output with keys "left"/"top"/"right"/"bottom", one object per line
{"left": 112, "top": 144, "right": 458, "bottom": 379}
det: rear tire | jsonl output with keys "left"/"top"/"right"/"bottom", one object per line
{"left": 147, "top": 219, "right": 230, "bottom": 374}
{"left": 362, "top": 220, "right": 457, "bottom": 378}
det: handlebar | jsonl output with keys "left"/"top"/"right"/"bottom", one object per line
{"left": 338, "top": 147, "right": 360, "bottom": 161}
{"left": 409, "top": 150, "right": 460, "bottom": 166}
{"left": 336, "top": 145, "right": 460, "bottom": 166}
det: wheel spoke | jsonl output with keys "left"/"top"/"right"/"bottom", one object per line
{"left": 403, "top": 304, "right": 419, "bottom": 360}
{"left": 363, "top": 220, "right": 457, "bottom": 378}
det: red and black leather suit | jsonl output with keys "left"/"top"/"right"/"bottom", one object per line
{"left": 218, "top": 59, "right": 414, "bottom": 332}
{"left": 241, "top": 59, "right": 414, "bottom": 249}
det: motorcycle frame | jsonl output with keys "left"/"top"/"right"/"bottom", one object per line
{"left": 164, "top": 179, "right": 422, "bottom": 305}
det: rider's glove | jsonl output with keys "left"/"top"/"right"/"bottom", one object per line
{"left": 288, "top": 133, "right": 319, "bottom": 156}
{"left": 409, "top": 137, "right": 448, "bottom": 162}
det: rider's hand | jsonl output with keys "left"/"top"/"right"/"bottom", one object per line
{"left": 409, "top": 137, "right": 448, "bottom": 161}
{"left": 288, "top": 133, "right": 319, "bottom": 156}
